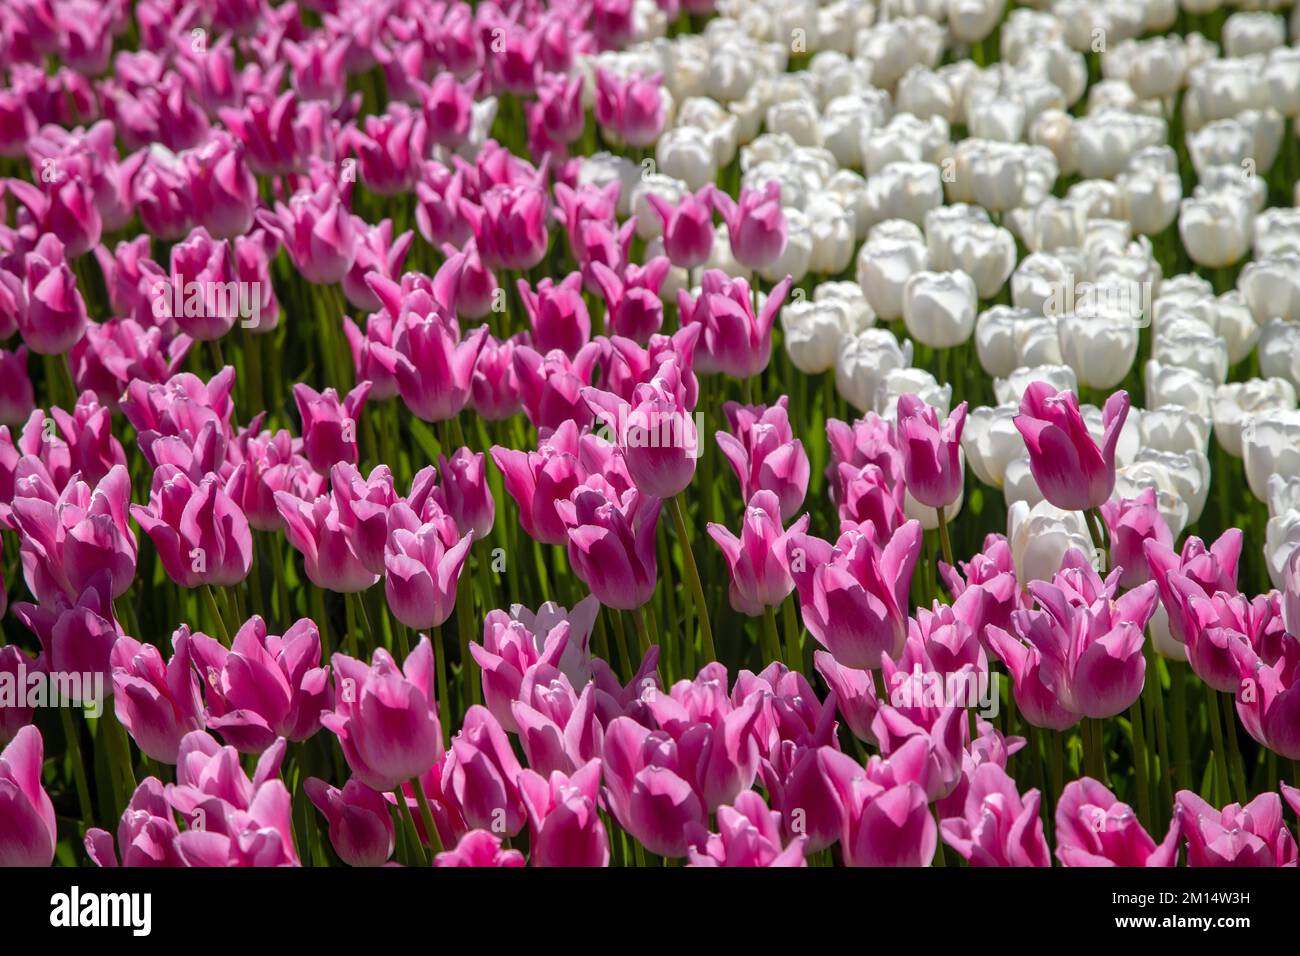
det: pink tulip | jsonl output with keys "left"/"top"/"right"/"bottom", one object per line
{"left": 421, "top": 72, "right": 476, "bottom": 149}
{"left": 111, "top": 629, "right": 203, "bottom": 763}
{"left": 687, "top": 790, "right": 808, "bottom": 867}
{"left": 814, "top": 652, "right": 881, "bottom": 745}
{"left": 226, "top": 425, "right": 324, "bottom": 532}
{"left": 384, "top": 509, "right": 474, "bottom": 631}
{"left": 1179, "top": 588, "right": 1279, "bottom": 694}
{"left": 9, "top": 464, "right": 136, "bottom": 602}
{"left": 133, "top": 146, "right": 195, "bottom": 240}
{"left": 343, "top": 220, "right": 414, "bottom": 314}
{"left": 305, "top": 777, "right": 394, "bottom": 867}
{"left": 1175, "top": 790, "right": 1298, "bottom": 866}
{"left": 711, "top": 181, "right": 787, "bottom": 271}
{"left": 258, "top": 182, "right": 358, "bottom": 286}
{"left": 293, "top": 381, "right": 371, "bottom": 475}
{"left": 0, "top": 646, "right": 39, "bottom": 745}
{"left": 678, "top": 270, "right": 792, "bottom": 379}
{"left": 14, "top": 234, "right": 88, "bottom": 355}
{"left": 708, "top": 490, "right": 808, "bottom": 616}
{"left": 1100, "top": 488, "right": 1173, "bottom": 589}
{"left": 518, "top": 760, "right": 609, "bottom": 867}
{"left": 896, "top": 395, "right": 967, "bottom": 509}
{"left": 434, "top": 829, "right": 526, "bottom": 867}
{"left": 534, "top": 72, "right": 585, "bottom": 144}
{"left": 283, "top": 36, "right": 350, "bottom": 110}
{"left": 595, "top": 69, "right": 664, "bottom": 148}
{"left": 583, "top": 377, "right": 698, "bottom": 499}
{"left": 415, "top": 166, "right": 471, "bottom": 249}
{"left": 470, "top": 333, "right": 521, "bottom": 421}
{"left": 131, "top": 466, "right": 253, "bottom": 588}
{"left": 1230, "top": 636, "right": 1300, "bottom": 760}
{"left": 939, "top": 763, "right": 1051, "bottom": 867}
{"left": 386, "top": 314, "right": 488, "bottom": 423}
{"left": 84, "top": 777, "right": 184, "bottom": 867}
{"left": 589, "top": 258, "right": 670, "bottom": 343}
{"left": 190, "top": 616, "right": 333, "bottom": 753}
{"left": 1055, "top": 777, "right": 1181, "bottom": 866}
{"left": 716, "top": 397, "right": 810, "bottom": 522}
{"left": 349, "top": 104, "right": 428, "bottom": 196}
{"left": 322, "top": 638, "right": 443, "bottom": 792}
{"left": 187, "top": 134, "right": 258, "bottom": 241}
{"left": 601, "top": 716, "right": 708, "bottom": 857}
{"left": 167, "top": 732, "right": 298, "bottom": 866}
{"left": 988, "top": 552, "right": 1156, "bottom": 722}
{"left": 935, "top": 720, "right": 1025, "bottom": 819}
{"left": 1014, "top": 385, "right": 1130, "bottom": 512}
{"left": 434, "top": 447, "right": 495, "bottom": 544}
{"left": 645, "top": 187, "right": 714, "bottom": 269}
{"left": 558, "top": 484, "right": 661, "bottom": 611}
{"left": 441, "top": 705, "right": 526, "bottom": 837}
{"left": 1145, "top": 529, "right": 1244, "bottom": 653}
{"left": 843, "top": 778, "right": 937, "bottom": 867}
{"left": 4, "top": 176, "right": 101, "bottom": 258}
{"left": 462, "top": 183, "right": 550, "bottom": 272}
{"left": 275, "top": 489, "right": 382, "bottom": 592}
{"left": 0, "top": 726, "right": 56, "bottom": 867}
{"left": 519, "top": 273, "right": 591, "bottom": 358}
{"left": 12, "top": 577, "right": 121, "bottom": 696}
{"left": 787, "top": 521, "right": 923, "bottom": 670}
{"left": 511, "top": 342, "right": 602, "bottom": 432}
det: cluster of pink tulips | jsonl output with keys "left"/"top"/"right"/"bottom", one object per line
{"left": 2, "top": 0, "right": 1300, "bottom": 870}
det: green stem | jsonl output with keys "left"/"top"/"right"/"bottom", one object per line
{"left": 935, "top": 506, "right": 954, "bottom": 570}
{"left": 432, "top": 627, "right": 451, "bottom": 748}
{"left": 1170, "top": 662, "right": 1191, "bottom": 791}
{"left": 1129, "top": 696, "right": 1152, "bottom": 829}
{"left": 669, "top": 493, "right": 715, "bottom": 663}
{"left": 781, "top": 598, "right": 801, "bottom": 673}
{"left": 410, "top": 776, "right": 445, "bottom": 859}
{"left": 1205, "top": 686, "right": 1230, "bottom": 805}
{"left": 393, "top": 787, "right": 430, "bottom": 866}
{"left": 202, "top": 583, "right": 231, "bottom": 645}
{"left": 1220, "top": 692, "right": 1247, "bottom": 805}
{"left": 59, "top": 707, "right": 94, "bottom": 828}
{"left": 1083, "top": 508, "right": 1108, "bottom": 571}
{"left": 761, "top": 605, "right": 784, "bottom": 669}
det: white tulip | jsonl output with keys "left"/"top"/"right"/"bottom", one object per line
{"left": 1242, "top": 408, "right": 1300, "bottom": 503}
{"left": 1265, "top": 510, "right": 1300, "bottom": 590}
{"left": 876, "top": 366, "right": 951, "bottom": 420}
{"left": 866, "top": 161, "right": 945, "bottom": 226}
{"left": 949, "top": 221, "right": 1017, "bottom": 300}
{"left": 968, "top": 96, "right": 1027, "bottom": 143}
{"left": 676, "top": 96, "right": 739, "bottom": 168}
{"left": 765, "top": 96, "right": 823, "bottom": 148}
{"left": 1072, "top": 109, "right": 1167, "bottom": 181}
{"left": 1262, "top": 47, "right": 1300, "bottom": 117}
{"left": 1003, "top": 454, "right": 1044, "bottom": 508}
{"left": 1179, "top": 192, "right": 1253, "bottom": 269}
{"left": 1259, "top": 320, "right": 1300, "bottom": 392}
{"left": 804, "top": 193, "right": 856, "bottom": 276}
{"left": 994, "top": 364, "right": 1078, "bottom": 406}
{"left": 975, "top": 306, "right": 1060, "bottom": 378}
{"left": 1139, "top": 406, "right": 1212, "bottom": 456}
{"left": 835, "top": 328, "right": 914, "bottom": 413}
{"left": 1253, "top": 207, "right": 1300, "bottom": 259}
{"left": 1239, "top": 256, "right": 1300, "bottom": 324}
{"left": 856, "top": 228, "right": 929, "bottom": 322}
{"left": 577, "top": 152, "right": 644, "bottom": 218}
{"left": 1195, "top": 164, "right": 1269, "bottom": 215}
{"left": 902, "top": 270, "right": 978, "bottom": 349}
{"left": 1113, "top": 469, "right": 1191, "bottom": 540}
{"left": 897, "top": 65, "right": 959, "bottom": 123}
{"left": 855, "top": 16, "right": 946, "bottom": 89}
{"left": 1152, "top": 316, "right": 1229, "bottom": 384}
{"left": 1213, "top": 378, "right": 1298, "bottom": 459}
{"left": 782, "top": 299, "right": 849, "bottom": 375}
{"left": 947, "top": 0, "right": 1006, "bottom": 42}
{"left": 1057, "top": 311, "right": 1140, "bottom": 390}
{"left": 824, "top": 169, "right": 873, "bottom": 240}
{"left": 1119, "top": 165, "right": 1181, "bottom": 235}
{"left": 1028, "top": 109, "right": 1076, "bottom": 176}
{"left": 1268, "top": 474, "right": 1300, "bottom": 519}
{"left": 1124, "top": 36, "right": 1188, "bottom": 100}
{"left": 963, "top": 403, "right": 1025, "bottom": 487}
{"left": 1128, "top": 448, "right": 1211, "bottom": 526}
{"left": 1011, "top": 252, "right": 1072, "bottom": 314}
{"left": 816, "top": 280, "right": 875, "bottom": 331}
{"left": 1145, "top": 360, "right": 1216, "bottom": 419}
{"left": 1223, "top": 11, "right": 1287, "bottom": 58}
{"left": 924, "top": 203, "right": 991, "bottom": 271}
{"left": 1007, "top": 500, "right": 1097, "bottom": 585}
{"left": 1019, "top": 197, "right": 1089, "bottom": 253}
{"left": 1175, "top": 292, "right": 1259, "bottom": 366}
